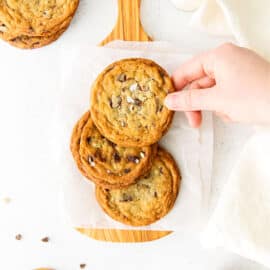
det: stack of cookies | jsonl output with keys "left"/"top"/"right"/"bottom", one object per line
{"left": 0, "top": 0, "right": 79, "bottom": 49}
{"left": 71, "top": 58, "right": 181, "bottom": 226}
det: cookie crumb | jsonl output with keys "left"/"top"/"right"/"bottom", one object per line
{"left": 41, "top": 237, "right": 49, "bottom": 243}
{"left": 15, "top": 234, "right": 22, "bottom": 240}
{"left": 80, "top": 263, "right": 86, "bottom": 269}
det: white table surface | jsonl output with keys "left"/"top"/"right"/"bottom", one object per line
{"left": 0, "top": 1, "right": 268, "bottom": 269}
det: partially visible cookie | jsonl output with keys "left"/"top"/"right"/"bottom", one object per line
{"left": 96, "top": 147, "right": 180, "bottom": 226}
{"left": 90, "top": 58, "right": 175, "bottom": 147}
{"left": 0, "top": 0, "right": 79, "bottom": 49}
{"left": 70, "top": 112, "right": 157, "bottom": 189}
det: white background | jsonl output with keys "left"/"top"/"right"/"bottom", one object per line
{"left": 0, "top": 0, "right": 267, "bottom": 269}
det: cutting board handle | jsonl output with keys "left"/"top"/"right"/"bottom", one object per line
{"left": 100, "top": 0, "right": 151, "bottom": 45}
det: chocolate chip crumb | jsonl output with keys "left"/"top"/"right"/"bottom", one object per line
{"left": 117, "top": 73, "right": 127, "bottom": 82}
{"left": 120, "top": 193, "right": 133, "bottom": 202}
{"left": 80, "top": 263, "right": 86, "bottom": 269}
{"left": 15, "top": 234, "right": 22, "bottom": 240}
{"left": 113, "top": 152, "right": 121, "bottom": 162}
{"left": 124, "top": 168, "right": 131, "bottom": 174}
{"left": 41, "top": 237, "right": 49, "bottom": 243}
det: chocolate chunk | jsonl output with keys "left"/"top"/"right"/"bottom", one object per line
{"left": 124, "top": 168, "right": 131, "bottom": 174}
{"left": 15, "top": 234, "right": 22, "bottom": 240}
{"left": 134, "top": 98, "right": 142, "bottom": 106}
{"left": 41, "top": 237, "right": 49, "bottom": 242}
{"left": 127, "top": 156, "right": 140, "bottom": 164}
{"left": 86, "top": 137, "right": 92, "bottom": 144}
{"left": 154, "top": 191, "right": 158, "bottom": 198}
{"left": 117, "top": 73, "right": 127, "bottom": 82}
{"left": 113, "top": 152, "right": 121, "bottom": 162}
{"left": 120, "top": 193, "right": 133, "bottom": 202}
{"left": 80, "top": 263, "right": 86, "bottom": 269}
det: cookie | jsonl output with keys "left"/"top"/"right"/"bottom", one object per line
{"left": 0, "top": 0, "right": 79, "bottom": 48}
{"left": 96, "top": 147, "right": 180, "bottom": 226}
{"left": 90, "top": 58, "right": 175, "bottom": 147}
{"left": 70, "top": 112, "right": 157, "bottom": 189}
{"left": 4, "top": 24, "right": 68, "bottom": 49}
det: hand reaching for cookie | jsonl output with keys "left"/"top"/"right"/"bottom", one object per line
{"left": 165, "top": 43, "right": 270, "bottom": 127}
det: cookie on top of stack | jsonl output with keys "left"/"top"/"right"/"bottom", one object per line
{"left": 71, "top": 58, "right": 181, "bottom": 226}
{"left": 0, "top": 0, "right": 79, "bottom": 49}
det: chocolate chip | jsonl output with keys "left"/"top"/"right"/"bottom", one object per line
{"left": 159, "top": 105, "right": 163, "bottom": 112}
{"left": 113, "top": 152, "right": 121, "bottom": 162}
{"left": 134, "top": 98, "right": 142, "bottom": 106}
{"left": 127, "top": 156, "right": 140, "bottom": 164}
{"left": 120, "top": 193, "right": 133, "bottom": 202}
{"left": 88, "top": 156, "right": 95, "bottom": 167}
{"left": 159, "top": 167, "right": 163, "bottom": 174}
{"left": 94, "top": 149, "right": 106, "bottom": 162}
{"left": 117, "top": 73, "right": 127, "bottom": 82}
{"left": 86, "top": 137, "right": 92, "bottom": 144}
{"left": 124, "top": 168, "right": 131, "bottom": 174}
{"left": 80, "top": 263, "right": 86, "bottom": 269}
{"left": 15, "top": 234, "right": 22, "bottom": 240}
{"left": 41, "top": 237, "right": 49, "bottom": 242}
{"left": 144, "top": 173, "right": 151, "bottom": 179}
{"left": 105, "top": 189, "right": 110, "bottom": 192}
{"left": 154, "top": 191, "right": 158, "bottom": 198}
{"left": 110, "top": 95, "right": 122, "bottom": 108}
{"left": 108, "top": 141, "right": 116, "bottom": 147}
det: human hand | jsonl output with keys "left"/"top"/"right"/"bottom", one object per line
{"left": 165, "top": 43, "right": 270, "bottom": 127}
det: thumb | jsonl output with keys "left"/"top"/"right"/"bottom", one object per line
{"left": 164, "top": 87, "right": 218, "bottom": 111}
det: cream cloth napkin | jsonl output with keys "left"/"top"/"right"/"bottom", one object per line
{"left": 171, "top": 0, "right": 270, "bottom": 60}
{"left": 171, "top": 0, "right": 270, "bottom": 267}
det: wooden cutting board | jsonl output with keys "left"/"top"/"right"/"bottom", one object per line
{"left": 77, "top": 0, "right": 172, "bottom": 243}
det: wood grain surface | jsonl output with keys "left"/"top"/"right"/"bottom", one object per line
{"left": 77, "top": 0, "right": 172, "bottom": 243}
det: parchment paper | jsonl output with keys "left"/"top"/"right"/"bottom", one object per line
{"left": 56, "top": 41, "right": 213, "bottom": 231}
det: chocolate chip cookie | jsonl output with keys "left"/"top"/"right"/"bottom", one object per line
{"left": 70, "top": 112, "right": 157, "bottom": 189}
{"left": 90, "top": 58, "right": 175, "bottom": 147}
{"left": 95, "top": 147, "right": 180, "bottom": 226}
{"left": 0, "top": 0, "right": 79, "bottom": 49}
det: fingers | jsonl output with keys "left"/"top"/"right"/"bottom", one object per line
{"left": 165, "top": 87, "right": 218, "bottom": 111}
{"left": 189, "top": 76, "right": 216, "bottom": 90}
{"left": 185, "top": 111, "right": 202, "bottom": 128}
{"left": 172, "top": 52, "right": 215, "bottom": 90}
